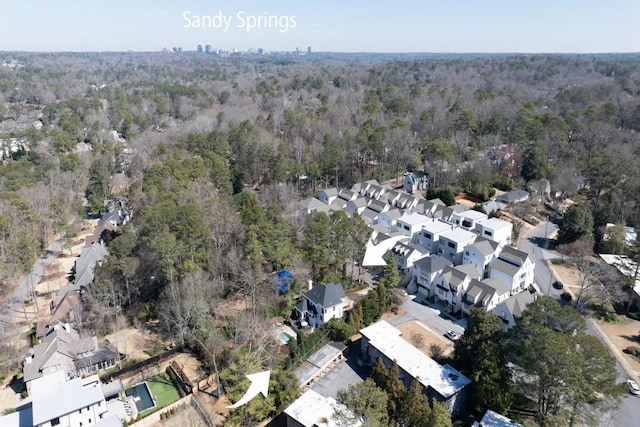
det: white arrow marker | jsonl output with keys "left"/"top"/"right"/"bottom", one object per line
{"left": 226, "top": 370, "right": 271, "bottom": 409}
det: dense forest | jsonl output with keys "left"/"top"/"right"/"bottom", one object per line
{"left": 1, "top": 51, "right": 639, "bottom": 425}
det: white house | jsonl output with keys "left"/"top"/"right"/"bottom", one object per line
{"left": 411, "top": 255, "right": 454, "bottom": 298}
{"left": 31, "top": 371, "right": 113, "bottom": 427}
{"left": 318, "top": 188, "right": 339, "bottom": 205}
{"left": 294, "top": 282, "right": 345, "bottom": 329}
{"left": 415, "top": 218, "right": 455, "bottom": 253}
{"left": 451, "top": 210, "right": 488, "bottom": 231}
{"left": 437, "top": 228, "right": 477, "bottom": 265}
{"left": 461, "top": 278, "right": 512, "bottom": 315}
{"left": 491, "top": 287, "right": 537, "bottom": 331}
{"left": 478, "top": 218, "right": 513, "bottom": 247}
{"left": 403, "top": 171, "right": 428, "bottom": 193}
{"left": 395, "top": 193, "right": 422, "bottom": 212}
{"left": 284, "top": 389, "right": 360, "bottom": 427}
{"left": 345, "top": 197, "right": 369, "bottom": 216}
{"left": 377, "top": 207, "right": 405, "bottom": 233}
{"left": 488, "top": 246, "right": 535, "bottom": 295}
{"left": 396, "top": 212, "right": 430, "bottom": 238}
{"left": 462, "top": 238, "right": 500, "bottom": 278}
{"left": 24, "top": 322, "right": 118, "bottom": 392}
{"left": 433, "top": 264, "right": 480, "bottom": 313}
{"left": 337, "top": 189, "right": 357, "bottom": 203}
{"left": 363, "top": 183, "right": 386, "bottom": 200}
{"left": 391, "top": 242, "right": 430, "bottom": 279}
{"left": 300, "top": 197, "right": 330, "bottom": 217}
{"left": 383, "top": 189, "right": 402, "bottom": 206}
{"left": 359, "top": 321, "right": 470, "bottom": 416}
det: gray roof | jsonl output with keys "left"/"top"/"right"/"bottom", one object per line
{"left": 494, "top": 288, "right": 537, "bottom": 320}
{"left": 482, "top": 277, "right": 512, "bottom": 295}
{"left": 360, "top": 208, "right": 378, "bottom": 225}
{"left": 301, "top": 197, "right": 326, "bottom": 210}
{"left": 453, "top": 263, "right": 481, "bottom": 280}
{"left": 450, "top": 203, "right": 470, "bottom": 213}
{"left": 414, "top": 255, "right": 453, "bottom": 274}
{"left": 381, "top": 207, "right": 404, "bottom": 221}
{"left": 496, "top": 189, "right": 529, "bottom": 203}
{"left": 32, "top": 375, "right": 105, "bottom": 425}
{"left": 482, "top": 200, "right": 507, "bottom": 213}
{"left": 24, "top": 323, "right": 98, "bottom": 383}
{"left": 490, "top": 258, "right": 521, "bottom": 276}
{"left": 349, "top": 197, "right": 368, "bottom": 208}
{"left": 338, "top": 189, "right": 356, "bottom": 201}
{"left": 73, "top": 242, "right": 109, "bottom": 289}
{"left": 434, "top": 206, "right": 454, "bottom": 221}
{"left": 498, "top": 245, "right": 530, "bottom": 265}
{"left": 101, "top": 379, "right": 124, "bottom": 399}
{"left": 385, "top": 189, "right": 402, "bottom": 204}
{"left": 305, "top": 283, "right": 345, "bottom": 308}
{"left": 468, "top": 238, "right": 499, "bottom": 257}
{"left": 369, "top": 199, "right": 387, "bottom": 213}
{"left": 320, "top": 188, "right": 338, "bottom": 197}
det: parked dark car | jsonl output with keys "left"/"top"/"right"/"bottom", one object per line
{"left": 561, "top": 291, "right": 572, "bottom": 302}
{"left": 552, "top": 280, "right": 564, "bottom": 290}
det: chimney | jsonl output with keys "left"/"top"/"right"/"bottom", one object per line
{"left": 25, "top": 352, "right": 33, "bottom": 364}
{"left": 308, "top": 279, "right": 313, "bottom": 291}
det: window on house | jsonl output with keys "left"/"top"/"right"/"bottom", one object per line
{"left": 80, "top": 423, "right": 83, "bottom": 427}
{"left": 51, "top": 419, "right": 61, "bottom": 426}
{"left": 462, "top": 220, "right": 472, "bottom": 228}
{"left": 447, "top": 242, "right": 455, "bottom": 249}
{"left": 484, "top": 230, "right": 493, "bottom": 237}
{"left": 425, "top": 232, "right": 432, "bottom": 240}
{"left": 520, "top": 273, "right": 526, "bottom": 278}
{"left": 89, "top": 419, "right": 92, "bottom": 424}
{"left": 465, "top": 251, "right": 469, "bottom": 255}
{"left": 404, "top": 225, "right": 410, "bottom": 231}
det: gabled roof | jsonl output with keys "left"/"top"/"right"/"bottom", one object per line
{"left": 319, "top": 187, "right": 338, "bottom": 197}
{"left": 493, "top": 288, "right": 537, "bottom": 320}
{"left": 305, "top": 283, "right": 345, "bottom": 309}
{"left": 496, "top": 189, "right": 529, "bottom": 203}
{"left": 453, "top": 263, "right": 481, "bottom": 280}
{"left": 338, "top": 189, "right": 356, "bottom": 201}
{"left": 473, "top": 409, "right": 524, "bottom": 427}
{"left": 380, "top": 207, "right": 404, "bottom": 221}
{"left": 348, "top": 197, "right": 368, "bottom": 208}
{"left": 300, "top": 197, "right": 326, "bottom": 211}
{"left": 24, "top": 323, "right": 98, "bottom": 383}
{"left": 439, "top": 265, "right": 475, "bottom": 289}
{"left": 434, "top": 206, "right": 455, "bottom": 221}
{"left": 369, "top": 199, "right": 387, "bottom": 213}
{"left": 464, "top": 278, "right": 511, "bottom": 307}
{"left": 466, "top": 238, "right": 500, "bottom": 257}
{"left": 385, "top": 189, "right": 402, "bottom": 204}
{"left": 360, "top": 208, "right": 378, "bottom": 225}
{"left": 414, "top": 255, "right": 453, "bottom": 274}
{"left": 392, "top": 242, "right": 428, "bottom": 259}
{"left": 490, "top": 258, "right": 521, "bottom": 276}
{"left": 498, "top": 245, "right": 530, "bottom": 266}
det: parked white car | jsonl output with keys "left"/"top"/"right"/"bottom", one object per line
{"left": 444, "top": 330, "right": 461, "bottom": 341}
{"left": 627, "top": 379, "right": 640, "bottom": 395}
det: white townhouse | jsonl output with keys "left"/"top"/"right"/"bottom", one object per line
{"left": 488, "top": 246, "right": 535, "bottom": 295}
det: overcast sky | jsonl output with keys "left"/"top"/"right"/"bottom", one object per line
{"left": 1, "top": 0, "right": 638, "bottom": 53}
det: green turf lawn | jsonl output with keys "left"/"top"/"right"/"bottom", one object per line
{"left": 139, "top": 372, "right": 181, "bottom": 416}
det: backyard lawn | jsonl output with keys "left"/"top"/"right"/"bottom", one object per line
{"left": 135, "top": 372, "right": 182, "bottom": 417}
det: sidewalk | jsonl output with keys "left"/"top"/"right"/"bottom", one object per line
{"left": 587, "top": 317, "right": 639, "bottom": 382}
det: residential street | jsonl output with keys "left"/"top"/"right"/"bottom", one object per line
{"left": 517, "top": 220, "right": 640, "bottom": 426}
{"left": 0, "top": 235, "right": 66, "bottom": 333}
{"left": 517, "top": 220, "right": 563, "bottom": 297}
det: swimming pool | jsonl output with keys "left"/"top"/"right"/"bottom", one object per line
{"left": 125, "top": 382, "right": 155, "bottom": 412}
{"left": 280, "top": 331, "right": 291, "bottom": 343}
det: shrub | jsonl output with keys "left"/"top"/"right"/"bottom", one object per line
{"left": 625, "top": 346, "right": 640, "bottom": 356}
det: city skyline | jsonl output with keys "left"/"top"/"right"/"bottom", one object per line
{"left": 1, "top": 1, "right": 638, "bottom": 53}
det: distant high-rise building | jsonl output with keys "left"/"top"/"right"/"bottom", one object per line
{"left": 197, "top": 44, "right": 203, "bottom": 53}
{"left": 295, "top": 47, "right": 300, "bottom": 55}
{"left": 205, "top": 44, "right": 212, "bottom": 54}
{"left": 307, "top": 46, "right": 311, "bottom": 54}
{"left": 257, "top": 48, "right": 264, "bottom": 55}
